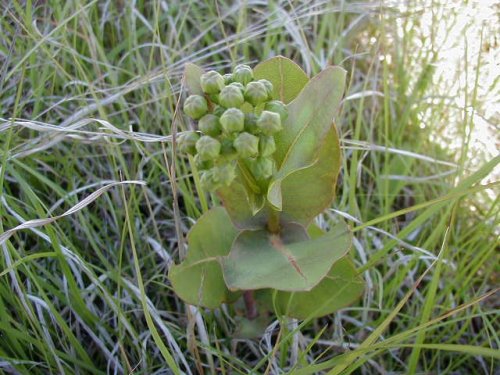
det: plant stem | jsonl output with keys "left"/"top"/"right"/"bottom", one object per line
{"left": 243, "top": 291, "right": 258, "bottom": 320}
{"left": 267, "top": 207, "right": 281, "bottom": 234}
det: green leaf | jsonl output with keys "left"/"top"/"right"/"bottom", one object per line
{"left": 169, "top": 207, "right": 241, "bottom": 308}
{"left": 254, "top": 56, "right": 309, "bottom": 104}
{"left": 222, "top": 220, "right": 352, "bottom": 291}
{"left": 280, "top": 126, "right": 341, "bottom": 226}
{"left": 268, "top": 66, "right": 346, "bottom": 210}
{"left": 257, "top": 223, "right": 363, "bottom": 319}
{"left": 265, "top": 257, "right": 364, "bottom": 319}
{"left": 183, "top": 63, "right": 204, "bottom": 95}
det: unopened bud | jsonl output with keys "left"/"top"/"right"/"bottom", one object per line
{"left": 258, "top": 79, "right": 274, "bottom": 98}
{"left": 244, "top": 81, "right": 268, "bottom": 106}
{"left": 234, "top": 132, "right": 259, "bottom": 158}
{"left": 220, "top": 108, "right": 244, "bottom": 133}
{"left": 219, "top": 85, "right": 245, "bottom": 108}
{"left": 223, "top": 73, "right": 233, "bottom": 85}
{"left": 198, "top": 114, "right": 221, "bottom": 137}
{"left": 196, "top": 135, "right": 221, "bottom": 161}
{"left": 184, "top": 95, "right": 208, "bottom": 119}
{"left": 257, "top": 110, "right": 282, "bottom": 135}
{"left": 200, "top": 71, "right": 225, "bottom": 94}
{"left": 249, "top": 157, "right": 274, "bottom": 180}
{"left": 233, "top": 64, "right": 254, "bottom": 85}
{"left": 228, "top": 82, "right": 244, "bottom": 91}
{"left": 264, "top": 100, "right": 288, "bottom": 122}
{"left": 244, "top": 113, "right": 259, "bottom": 134}
{"left": 200, "top": 170, "right": 220, "bottom": 191}
{"left": 200, "top": 164, "right": 236, "bottom": 191}
{"left": 259, "top": 135, "right": 276, "bottom": 157}
{"left": 177, "top": 131, "right": 199, "bottom": 155}
{"left": 213, "top": 163, "right": 236, "bottom": 187}
{"left": 194, "top": 154, "right": 213, "bottom": 170}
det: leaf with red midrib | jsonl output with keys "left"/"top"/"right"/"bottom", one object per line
{"left": 221, "top": 220, "right": 352, "bottom": 292}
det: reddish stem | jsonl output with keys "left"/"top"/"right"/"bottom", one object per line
{"left": 243, "top": 290, "right": 258, "bottom": 320}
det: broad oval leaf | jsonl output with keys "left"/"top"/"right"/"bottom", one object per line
{"left": 183, "top": 63, "right": 204, "bottom": 95}
{"left": 268, "top": 66, "right": 346, "bottom": 210}
{"left": 169, "top": 207, "right": 241, "bottom": 308}
{"left": 279, "top": 125, "right": 341, "bottom": 226}
{"left": 254, "top": 56, "right": 309, "bottom": 104}
{"left": 258, "top": 257, "right": 364, "bottom": 319}
{"left": 222, "top": 220, "right": 352, "bottom": 291}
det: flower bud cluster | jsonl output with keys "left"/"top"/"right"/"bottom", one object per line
{"left": 179, "top": 64, "right": 288, "bottom": 191}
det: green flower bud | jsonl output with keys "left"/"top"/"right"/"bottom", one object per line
{"left": 177, "top": 131, "right": 199, "bottom": 155}
{"left": 228, "top": 82, "right": 244, "bottom": 91}
{"left": 264, "top": 100, "right": 288, "bottom": 121}
{"left": 234, "top": 132, "right": 259, "bottom": 158}
{"left": 244, "top": 113, "right": 259, "bottom": 134}
{"left": 184, "top": 95, "right": 208, "bottom": 120}
{"left": 198, "top": 114, "right": 221, "bottom": 136}
{"left": 196, "top": 135, "right": 221, "bottom": 161}
{"left": 194, "top": 154, "right": 213, "bottom": 170}
{"left": 219, "top": 85, "right": 245, "bottom": 108}
{"left": 213, "top": 163, "right": 236, "bottom": 187}
{"left": 223, "top": 73, "right": 233, "bottom": 85}
{"left": 244, "top": 81, "right": 268, "bottom": 106}
{"left": 220, "top": 108, "right": 244, "bottom": 133}
{"left": 257, "top": 110, "right": 282, "bottom": 135}
{"left": 235, "top": 64, "right": 252, "bottom": 71}
{"left": 200, "top": 164, "right": 236, "bottom": 191}
{"left": 233, "top": 64, "right": 254, "bottom": 85}
{"left": 258, "top": 79, "right": 274, "bottom": 98}
{"left": 258, "top": 135, "right": 276, "bottom": 157}
{"left": 200, "top": 170, "right": 221, "bottom": 191}
{"left": 249, "top": 157, "right": 274, "bottom": 180}
{"left": 200, "top": 71, "right": 225, "bottom": 94}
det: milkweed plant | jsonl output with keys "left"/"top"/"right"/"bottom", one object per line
{"left": 170, "top": 57, "right": 364, "bottom": 324}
